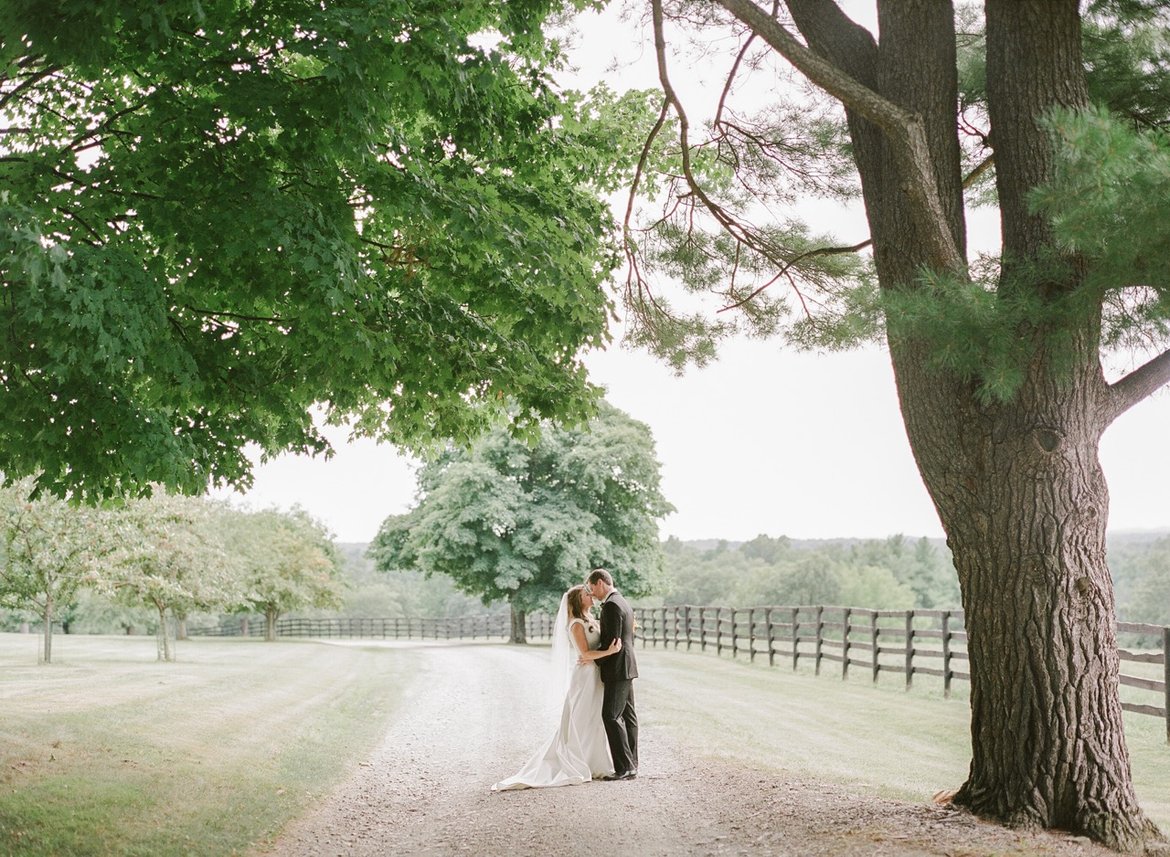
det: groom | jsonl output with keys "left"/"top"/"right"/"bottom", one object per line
{"left": 586, "top": 567, "right": 638, "bottom": 781}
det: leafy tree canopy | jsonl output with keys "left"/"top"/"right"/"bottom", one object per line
{"left": 369, "top": 401, "right": 674, "bottom": 614}
{"left": 222, "top": 506, "right": 344, "bottom": 637}
{"left": 0, "top": 0, "right": 648, "bottom": 500}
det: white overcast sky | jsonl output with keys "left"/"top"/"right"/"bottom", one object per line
{"left": 211, "top": 3, "right": 1170, "bottom": 544}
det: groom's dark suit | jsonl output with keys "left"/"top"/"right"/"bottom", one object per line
{"left": 596, "top": 588, "right": 638, "bottom": 776}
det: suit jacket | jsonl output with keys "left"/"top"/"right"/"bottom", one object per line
{"left": 596, "top": 589, "right": 638, "bottom": 683}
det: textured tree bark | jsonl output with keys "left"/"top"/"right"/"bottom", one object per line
{"left": 785, "top": 0, "right": 1164, "bottom": 849}
{"left": 510, "top": 605, "right": 527, "bottom": 645}
{"left": 942, "top": 403, "right": 1157, "bottom": 849}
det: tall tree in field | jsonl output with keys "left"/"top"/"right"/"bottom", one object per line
{"left": 0, "top": 0, "right": 639, "bottom": 500}
{"left": 626, "top": 0, "right": 1170, "bottom": 849}
{"left": 370, "top": 403, "right": 673, "bottom": 643}
{"left": 0, "top": 477, "right": 111, "bottom": 663}
{"left": 223, "top": 508, "right": 344, "bottom": 641}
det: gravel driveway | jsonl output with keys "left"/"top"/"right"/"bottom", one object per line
{"left": 253, "top": 641, "right": 1123, "bottom": 857}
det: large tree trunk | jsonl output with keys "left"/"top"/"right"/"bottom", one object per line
{"left": 265, "top": 607, "right": 279, "bottom": 642}
{"left": 509, "top": 605, "right": 527, "bottom": 644}
{"left": 943, "top": 4, "right": 1157, "bottom": 847}
{"left": 945, "top": 414, "right": 1157, "bottom": 847}
{"left": 788, "top": 0, "right": 1163, "bottom": 849}
{"left": 898, "top": 331, "right": 1159, "bottom": 848}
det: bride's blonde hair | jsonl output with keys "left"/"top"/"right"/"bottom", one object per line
{"left": 565, "top": 585, "right": 590, "bottom": 621}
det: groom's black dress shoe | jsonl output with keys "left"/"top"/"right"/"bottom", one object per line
{"left": 614, "top": 769, "right": 637, "bottom": 780}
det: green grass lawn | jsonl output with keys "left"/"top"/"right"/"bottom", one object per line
{"left": 0, "top": 634, "right": 417, "bottom": 857}
{"left": 636, "top": 642, "right": 1170, "bottom": 831}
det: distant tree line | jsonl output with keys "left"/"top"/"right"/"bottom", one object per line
{"left": 327, "top": 543, "right": 491, "bottom": 621}
{"left": 632, "top": 532, "right": 1170, "bottom": 626}
{"left": 0, "top": 478, "right": 343, "bottom": 662}
{"left": 341, "top": 528, "right": 1170, "bottom": 628}
{"left": 640, "top": 534, "right": 959, "bottom": 612}
{"left": 1109, "top": 533, "right": 1170, "bottom": 628}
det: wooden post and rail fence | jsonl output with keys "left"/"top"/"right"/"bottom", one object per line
{"left": 190, "top": 605, "right": 1170, "bottom": 742}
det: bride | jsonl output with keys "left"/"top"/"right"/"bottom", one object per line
{"left": 491, "top": 584, "right": 621, "bottom": 790}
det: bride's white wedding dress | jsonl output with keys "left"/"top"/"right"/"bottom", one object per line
{"left": 491, "top": 617, "right": 614, "bottom": 790}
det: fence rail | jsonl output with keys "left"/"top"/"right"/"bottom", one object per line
{"left": 188, "top": 614, "right": 518, "bottom": 641}
{"left": 190, "top": 605, "right": 1170, "bottom": 741}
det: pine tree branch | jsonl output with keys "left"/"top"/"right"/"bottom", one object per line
{"left": 717, "top": 237, "right": 872, "bottom": 312}
{"left": 714, "top": 0, "right": 779, "bottom": 127}
{"left": 710, "top": 0, "right": 964, "bottom": 272}
{"left": 1105, "top": 348, "right": 1170, "bottom": 424}
{"left": 621, "top": 95, "right": 673, "bottom": 325}
{"left": 650, "top": 0, "right": 805, "bottom": 271}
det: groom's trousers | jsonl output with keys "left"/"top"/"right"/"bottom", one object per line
{"left": 602, "top": 679, "right": 638, "bottom": 774}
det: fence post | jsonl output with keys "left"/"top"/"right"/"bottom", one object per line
{"left": 942, "top": 611, "right": 953, "bottom": 699}
{"left": 904, "top": 610, "right": 915, "bottom": 690}
{"left": 789, "top": 607, "right": 799, "bottom": 671}
{"left": 683, "top": 606, "right": 691, "bottom": 650}
{"left": 870, "top": 610, "right": 880, "bottom": 684}
{"left": 747, "top": 608, "right": 756, "bottom": 663}
{"left": 731, "top": 609, "right": 738, "bottom": 659}
{"left": 814, "top": 605, "right": 824, "bottom": 675}
{"left": 699, "top": 608, "right": 707, "bottom": 652}
{"left": 842, "top": 608, "right": 852, "bottom": 680}
{"left": 1163, "top": 627, "right": 1169, "bottom": 745}
{"left": 766, "top": 607, "right": 775, "bottom": 667}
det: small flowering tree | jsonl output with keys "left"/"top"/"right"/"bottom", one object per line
{"left": 0, "top": 477, "right": 113, "bottom": 663}
{"left": 107, "top": 492, "right": 241, "bottom": 661}
{"left": 224, "top": 508, "right": 344, "bottom": 641}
